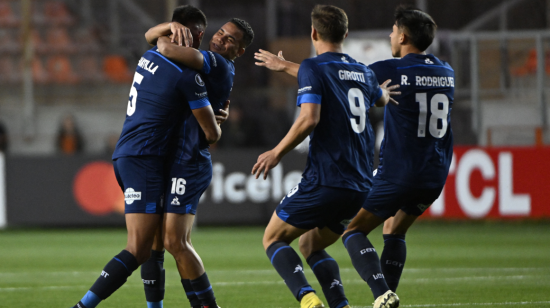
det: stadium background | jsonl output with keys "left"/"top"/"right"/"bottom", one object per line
{"left": 0, "top": 1, "right": 549, "bottom": 307}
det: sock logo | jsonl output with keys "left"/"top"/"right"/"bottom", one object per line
{"left": 142, "top": 279, "right": 156, "bottom": 285}
{"left": 100, "top": 270, "right": 109, "bottom": 278}
{"left": 385, "top": 260, "right": 404, "bottom": 267}
{"left": 330, "top": 279, "right": 343, "bottom": 288}
{"left": 360, "top": 248, "right": 376, "bottom": 254}
{"left": 293, "top": 264, "right": 304, "bottom": 273}
{"left": 372, "top": 273, "right": 385, "bottom": 280}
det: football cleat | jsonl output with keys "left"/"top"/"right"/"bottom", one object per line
{"left": 373, "top": 290, "right": 400, "bottom": 308}
{"left": 300, "top": 292, "right": 325, "bottom": 308}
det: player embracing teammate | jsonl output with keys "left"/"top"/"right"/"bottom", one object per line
{"left": 255, "top": 4, "right": 453, "bottom": 308}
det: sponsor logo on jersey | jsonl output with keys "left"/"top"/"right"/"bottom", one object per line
{"left": 360, "top": 248, "right": 376, "bottom": 254}
{"left": 298, "top": 86, "right": 312, "bottom": 94}
{"left": 195, "top": 91, "right": 208, "bottom": 98}
{"left": 415, "top": 75, "right": 454, "bottom": 87}
{"left": 330, "top": 279, "right": 343, "bottom": 288}
{"left": 294, "top": 264, "right": 304, "bottom": 273}
{"left": 138, "top": 57, "right": 159, "bottom": 74}
{"left": 142, "top": 279, "right": 157, "bottom": 285}
{"left": 338, "top": 70, "right": 365, "bottom": 83}
{"left": 171, "top": 197, "right": 180, "bottom": 206}
{"left": 124, "top": 188, "right": 142, "bottom": 204}
{"left": 425, "top": 58, "right": 434, "bottom": 64}
{"left": 195, "top": 74, "right": 205, "bottom": 86}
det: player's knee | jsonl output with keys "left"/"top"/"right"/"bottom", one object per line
{"left": 126, "top": 247, "right": 152, "bottom": 265}
{"left": 298, "top": 237, "right": 312, "bottom": 258}
{"left": 163, "top": 235, "right": 191, "bottom": 255}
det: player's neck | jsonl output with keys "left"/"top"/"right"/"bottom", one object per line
{"left": 399, "top": 45, "right": 425, "bottom": 58}
{"left": 315, "top": 41, "right": 343, "bottom": 56}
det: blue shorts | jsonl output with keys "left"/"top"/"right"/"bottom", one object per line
{"left": 276, "top": 181, "right": 369, "bottom": 235}
{"left": 363, "top": 178, "right": 443, "bottom": 219}
{"left": 113, "top": 156, "right": 165, "bottom": 214}
{"left": 164, "top": 161, "right": 212, "bottom": 214}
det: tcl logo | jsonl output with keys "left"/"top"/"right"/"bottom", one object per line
{"left": 427, "top": 147, "right": 550, "bottom": 219}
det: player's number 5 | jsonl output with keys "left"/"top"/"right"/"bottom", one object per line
{"left": 127, "top": 72, "right": 144, "bottom": 116}
{"left": 416, "top": 92, "right": 449, "bottom": 138}
{"left": 348, "top": 88, "right": 366, "bottom": 134}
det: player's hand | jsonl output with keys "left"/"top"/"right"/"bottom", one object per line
{"left": 252, "top": 150, "right": 281, "bottom": 180}
{"left": 170, "top": 22, "right": 193, "bottom": 47}
{"left": 216, "top": 100, "right": 230, "bottom": 125}
{"left": 380, "top": 79, "right": 401, "bottom": 106}
{"left": 254, "top": 49, "right": 287, "bottom": 72}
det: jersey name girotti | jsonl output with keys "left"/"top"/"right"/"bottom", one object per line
{"left": 297, "top": 52, "right": 382, "bottom": 192}
{"left": 369, "top": 53, "right": 454, "bottom": 189}
{"left": 113, "top": 47, "right": 210, "bottom": 160}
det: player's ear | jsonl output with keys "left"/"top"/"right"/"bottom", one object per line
{"left": 344, "top": 31, "right": 348, "bottom": 39}
{"left": 311, "top": 26, "right": 318, "bottom": 41}
{"left": 197, "top": 30, "right": 205, "bottom": 40}
{"left": 236, "top": 47, "right": 245, "bottom": 57}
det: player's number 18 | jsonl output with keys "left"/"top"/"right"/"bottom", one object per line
{"left": 416, "top": 92, "right": 449, "bottom": 138}
{"left": 127, "top": 72, "right": 144, "bottom": 116}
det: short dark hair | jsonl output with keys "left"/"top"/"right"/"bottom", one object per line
{"left": 311, "top": 5, "right": 348, "bottom": 44}
{"left": 172, "top": 5, "right": 207, "bottom": 28}
{"left": 229, "top": 18, "right": 254, "bottom": 48}
{"left": 394, "top": 6, "right": 437, "bottom": 52}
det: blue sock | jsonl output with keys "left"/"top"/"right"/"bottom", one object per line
{"left": 181, "top": 279, "right": 202, "bottom": 308}
{"left": 342, "top": 231, "right": 390, "bottom": 299}
{"left": 306, "top": 250, "right": 348, "bottom": 308}
{"left": 190, "top": 272, "right": 217, "bottom": 308}
{"left": 75, "top": 250, "right": 139, "bottom": 308}
{"left": 380, "top": 234, "right": 406, "bottom": 292}
{"left": 141, "top": 249, "right": 165, "bottom": 306}
{"left": 266, "top": 241, "right": 315, "bottom": 301}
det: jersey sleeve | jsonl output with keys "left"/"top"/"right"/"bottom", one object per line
{"left": 199, "top": 50, "right": 229, "bottom": 77}
{"left": 177, "top": 71, "right": 211, "bottom": 110}
{"left": 296, "top": 59, "right": 323, "bottom": 106}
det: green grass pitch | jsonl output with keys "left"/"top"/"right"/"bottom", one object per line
{"left": 1, "top": 222, "right": 550, "bottom": 308}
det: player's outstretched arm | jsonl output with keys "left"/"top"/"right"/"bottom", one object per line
{"left": 375, "top": 79, "right": 401, "bottom": 107}
{"left": 192, "top": 105, "right": 222, "bottom": 144}
{"left": 215, "top": 100, "right": 230, "bottom": 125}
{"left": 145, "top": 22, "right": 192, "bottom": 47}
{"left": 252, "top": 103, "right": 320, "bottom": 179}
{"left": 157, "top": 37, "right": 205, "bottom": 71}
{"left": 254, "top": 49, "right": 300, "bottom": 78}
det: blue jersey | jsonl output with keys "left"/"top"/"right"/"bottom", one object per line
{"left": 369, "top": 53, "right": 454, "bottom": 189}
{"left": 113, "top": 47, "right": 210, "bottom": 160}
{"left": 297, "top": 52, "right": 382, "bottom": 192}
{"left": 170, "top": 50, "right": 235, "bottom": 165}
{"left": 200, "top": 50, "right": 234, "bottom": 114}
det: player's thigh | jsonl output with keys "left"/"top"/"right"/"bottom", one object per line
{"left": 165, "top": 162, "right": 212, "bottom": 215}
{"left": 163, "top": 213, "right": 196, "bottom": 249}
{"left": 263, "top": 211, "right": 309, "bottom": 250}
{"left": 298, "top": 227, "right": 342, "bottom": 259}
{"left": 125, "top": 213, "right": 163, "bottom": 262}
{"left": 386, "top": 210, "right": 419, "bottom": 235}
{"left": 114, "top": 156, "right": 165, "bottom": 214}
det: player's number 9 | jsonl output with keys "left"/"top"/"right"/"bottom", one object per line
{"left": 416, "top": 92, "right": 449, "bottom": 138}
{"left": 348, "top": 88, "right": 366, "bottom": 134}
{"left": 127, "top": 72, "right": 144, "bottom": 116}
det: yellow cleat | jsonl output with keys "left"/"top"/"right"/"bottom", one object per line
{"left": 373, "top": 290, "right": 400, "bottom": 308}
{"left": 300, "top": 292, "right": 325, "bottom": 308}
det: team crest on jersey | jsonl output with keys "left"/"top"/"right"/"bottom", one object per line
{"left": 195, "top": 74, "right": 205, "bottom": 86}
{"left": 417, "top": 203, "right": 431, "bottom": 211}
{"left": 341, "top": 56, "right": 349, "bottom": 63}
{"left": 124, "top": 188, "right": 141, "bottom": 204}
{"left": 425, "top": 58, "right": 434, "bottom": 64}
{"left": 171, "top": 196, "right": 180, "bottom": 206}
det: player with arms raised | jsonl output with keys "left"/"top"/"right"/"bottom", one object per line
{"left": 252, "top": 5, "right": 399, "bottom": 308}
{"left": 69, "top": 7, "right": 221, "bottom": 308}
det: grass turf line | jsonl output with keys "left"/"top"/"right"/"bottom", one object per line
{"left": 0, "top": 222, "right": 549, "bottom": 308}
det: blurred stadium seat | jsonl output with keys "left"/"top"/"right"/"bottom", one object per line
{"left": 77, "top": 55, "right": 104, "bottom": 83}
{"left": 0, "top": 56, "right": 20, "bottom": 83}
{"left": 0, "top": 29, "right": 20, "bottom": 54}
{"left": 511, "top": 49, "right": 550, "bottom": 76}
{"left": 103, "top": 55, "right": 132, "bottom": 83}
{"left": 46, "top": 26, "right": 76, "bottom": 53}
{"left": 0, "top": 0, "right": 19, "bottom": 27}
{"left": 43, "top": 0, "right": 74, "bottom": 26}
{"left": 46, "top": 55, "right": 78, "bottom": 84}
{"left": 31, "top": 57, "right": 49, "bottom": 84}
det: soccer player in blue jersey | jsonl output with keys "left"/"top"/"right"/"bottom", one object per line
{"left": 256, "top": 6, "right": 452, "bottom": 308}
{"left": 138, "top": 7, "right": 254, "bottom": 308}
{"left": 252, "top": 5, "right": 399, "bottom": 308}
{"left": 69, "top": 7, "right": 223, "bottom": 308}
